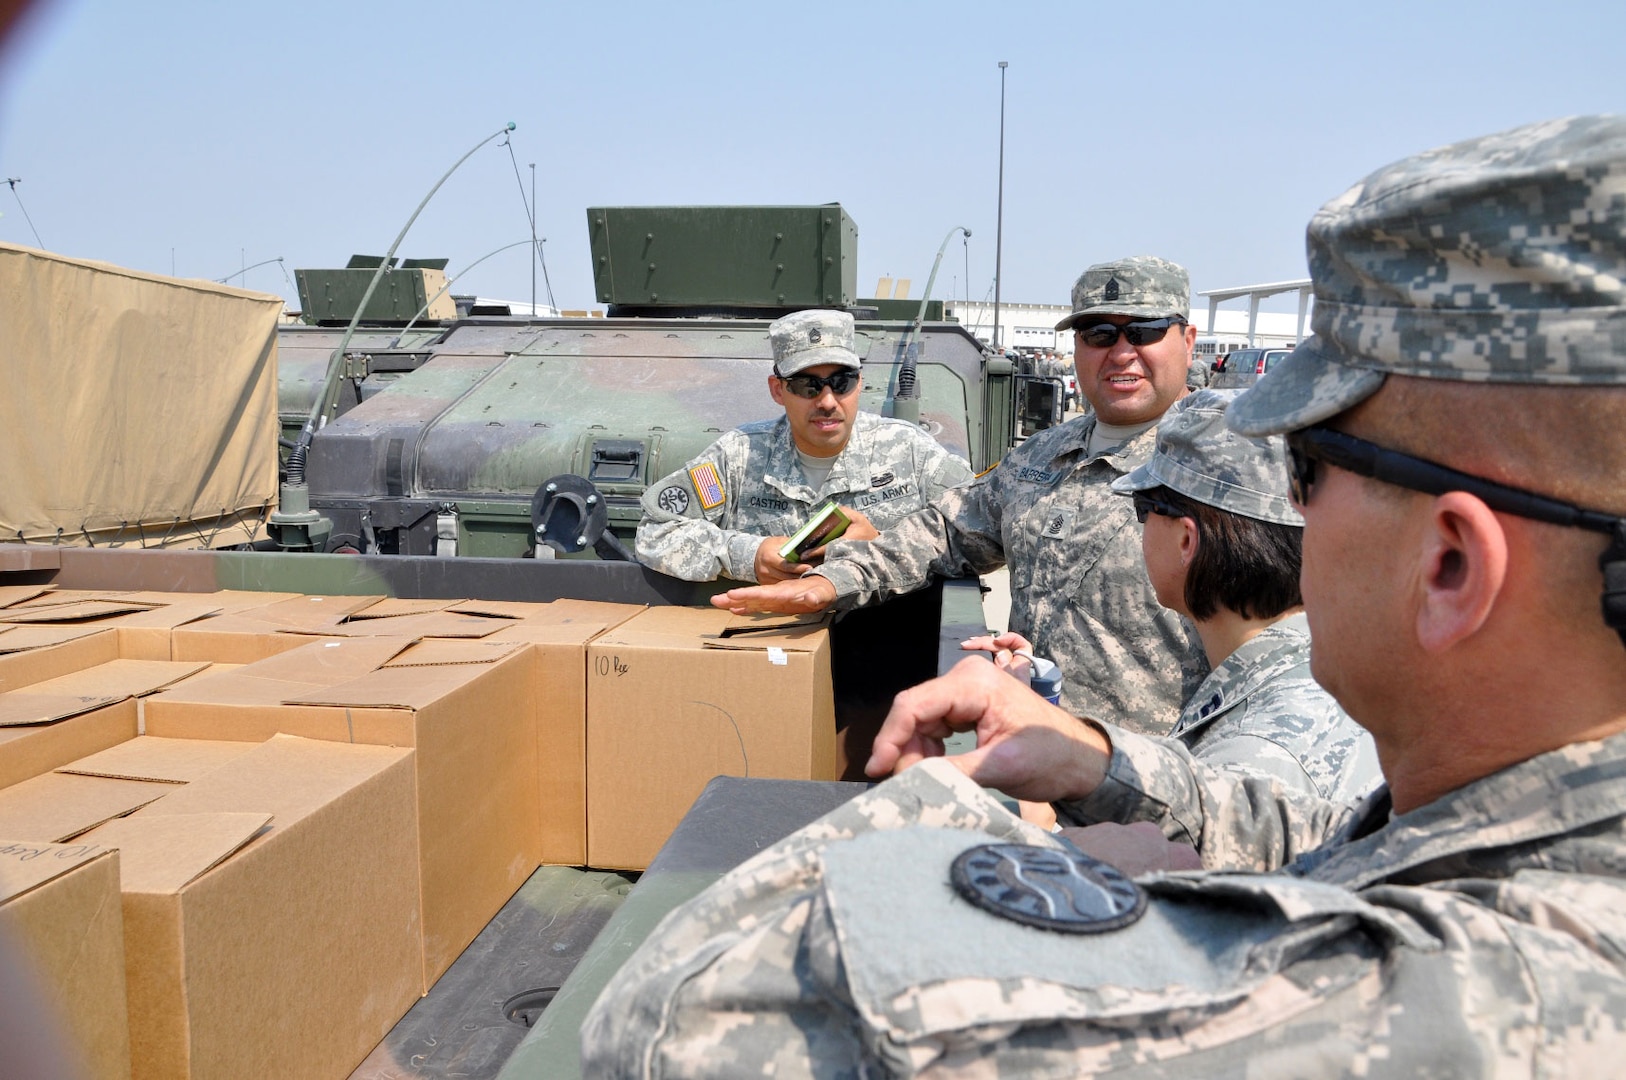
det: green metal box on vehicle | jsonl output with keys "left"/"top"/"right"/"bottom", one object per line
{"left": 587, "top": 205, "right": 858, "bottom": 310}
{"left": 296, "top": 257, "right": 457, "bottom": 326}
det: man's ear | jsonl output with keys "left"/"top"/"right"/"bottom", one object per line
{"left": 767, "top": 373, "right": 785, "bottom": 407}
{"left": 1416, "top": 492, "right": 1509, "bottom": 653}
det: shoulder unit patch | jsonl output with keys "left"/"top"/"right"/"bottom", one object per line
{"left": 950, "top": 842, "right": 1146, "bottom": 934}
{"left": 656, "top": 485, "right": 691, "bottom": 516}
{"left": 688, "top": 462, "right": 726, "bottom": 510}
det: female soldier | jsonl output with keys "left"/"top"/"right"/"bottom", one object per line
{"left": 970, "top": 388, "right": 1379, "bottom": 801}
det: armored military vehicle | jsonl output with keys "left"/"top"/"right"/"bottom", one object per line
{"left": 271, "top": 204, "right": 1057, "bottom": 559}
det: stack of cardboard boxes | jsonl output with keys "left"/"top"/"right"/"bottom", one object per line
{"left": 0, "top": 585, "right": 838, "bottom": 1078}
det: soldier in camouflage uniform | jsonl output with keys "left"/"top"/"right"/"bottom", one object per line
{"left": 980, "top": 387, "right": 1379, "bottom": 798}
{"left": 713, "top": 258, "right": 1210, "bottom": 734}
{"left": 1113, "top": 387, "right": 1379, "bottom": 799}
{"left": 636, "top": 308, "right": 973, "bottom": 582}
{"left": 583, "top": 116, "right": 1626, "bottom": 1076}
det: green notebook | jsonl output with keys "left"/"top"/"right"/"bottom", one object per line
{"left": 778, "top": 503, "right": 851, "bottom": 563}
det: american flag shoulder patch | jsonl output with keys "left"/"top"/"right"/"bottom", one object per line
{"left": 689, "top": 463, "right": 726, "bottom": 510}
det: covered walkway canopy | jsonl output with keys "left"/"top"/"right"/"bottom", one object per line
{"left": 1198, "top": 279, "right": 1311, "bottom": 347}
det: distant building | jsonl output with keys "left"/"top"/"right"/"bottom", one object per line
{"left": 1191, "top": 309, "right": 1306, "bottom": 366}
{"left": 944, "top": 300, "right": 1072, "bottom": 354}
{"left": 948, "top": 278, "right": 1313, "bottom": 364}
{"left": 1194, "top": 279, "right": 1313, "bottom": 364}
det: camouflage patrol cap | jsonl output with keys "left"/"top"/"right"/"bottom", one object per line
{"left": 1112, "top": 389, "right": 1302, "bottom": 526}
{"left": 768, "top": 309, "right": 862, "bottom": 376}
{"left": 1054, "top": 256, "right": 1190, "bottom": 331}
{"left": 1230, "top": 115, "right": 1626, "bottom": 437}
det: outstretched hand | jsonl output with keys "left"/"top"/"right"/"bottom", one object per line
{"left": 710, "top": 574, "right": 839, "bottom": 615}
{"left": 960, "top": 631, "right": 1037, "bottom": 678}
{"left": 865, "top": 656, "right": 1111, "bottom": 803}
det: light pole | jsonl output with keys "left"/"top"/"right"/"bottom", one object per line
{"left": 530, "top": 163, "right": 537, "bottom": 315}
{"left": 993, "top": 60, "right": 1008, "bottom": 354}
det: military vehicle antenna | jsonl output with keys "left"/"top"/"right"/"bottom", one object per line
{"left": 212, "top": 255, "right": 284, "bottom": 284}
{"left": 993, "top": 60, "right": 1008, "bottom": 353}
{"left": 271, "top": 121, "right": 517, "bottom": 551}
{"left": 392, "top": 238, "right": 536, "bottom": 342}
{"left": 3, "top": 177, "right": 43, "bottom": 248}
{"left": 894, "top": 225, "right": 971, "bottom": 424}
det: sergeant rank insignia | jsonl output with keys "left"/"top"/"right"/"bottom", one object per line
{"left": 688, "top": 463, "right": 726, "bottom": 510}
{"left": 950, "top": 842, "right": 1146, "bottom": 934}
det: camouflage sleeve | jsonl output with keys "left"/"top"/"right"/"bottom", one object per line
{"left": 1185, "top": 732, "right": 1322, "bottom": 797}
{"left": 812, "top": 473, "right": 1009, "bottom": 609}
{"left": 581, "top": 759, "right": 1626, "bottom": 1077}
{"left": 635, "top": 438, "right": 764, "bottom": 582}
{"left": 912, "top": 431, "right": 975, "bottom": 501}
{"left": 1054, "top": 723, "right": 1355, "bottom": 871}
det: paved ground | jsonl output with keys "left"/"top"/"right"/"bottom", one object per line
{"left": 980, "top": 566, "right": 1011, "bottom": 635}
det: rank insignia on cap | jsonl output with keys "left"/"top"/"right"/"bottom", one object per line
{"left": 688, "top": 463, "right": 726, "bottom": 510}
{"left": 1103, "top": 277, "right": 1121, "bottom": 301}
{"left": 808, "top": 327, "right": 822, "bottom": 344}
{"left": 949, "top": 842, "right": 1146, "bottom": 933}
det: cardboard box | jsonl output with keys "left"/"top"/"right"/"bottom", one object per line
{"left": 0, "top": 660, "right": 212, "bottom": 791}
{"left": 58, "top": 736, "right": 258, "bottom": 785}
{"left": 0, "top": 584, "right": 54, "bottom": 608}
{"left": 483, "top": 599, "right": 645, "bottom": 865}
{"left": 144, "top": 636, "right": 539, "bottom": 984}
{"left": 0, "top": 598, "right": 160, "bottom": 624}
{"left": 169, "top": 593, "right": 380, "bottom": 663}
{"left": 0, "top": 589, "right": 293, "bottom": 662}
{"left": 78, "top": 735, "right": 421, "bottom": 1080}
{"left": 0, "top": 839, "right": 131, "bottom": 1080}
{"left": 0, "top": 699, "right": 137, "bottom": 793}
{"left": 585, "top": 608, "right": 836, "bottom": 869}
{"left": 0, "top": 625, "right": 120, "bottom": 694}
{"left": 0, "top": 771, "right": 175, "bottom": 842}
{"left": 99, "top": 601, "right": 225, "bottom": 661}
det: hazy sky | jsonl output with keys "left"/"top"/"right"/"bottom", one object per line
{"left": 2, "top": 1, "right": 1621, "bottom": 314}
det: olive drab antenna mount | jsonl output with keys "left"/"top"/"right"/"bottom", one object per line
{"left": 530, "top": 475, "right": 635, "bottom": 562}
{"left": 270, "top": 122, "right": 517, "bottom": 551}
{"left": 1599, "top": 520, "right": 1626, "bottom": 650}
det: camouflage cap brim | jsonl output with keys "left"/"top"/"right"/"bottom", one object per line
{"left": 775, "top": 345, "right": 862, "bottom": 376}
{"left": 1226, "top": 336, "right": 1387, "bottom": 437}
{"left": 1230, "top": 115, "right": 1626, "bottom": 436}
{"left": 1055, "top": 305, "right": 1186, "bottom": 332}
{"left": 1110, "top": 401, "right": 1303, "bottom": 526}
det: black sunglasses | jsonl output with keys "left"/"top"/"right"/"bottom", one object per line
{"left": 778, "top": 370, "right": 860, "bottom": 399}
{"left": 1131, "top": 492, "right": 1190, "bottom": 525}
{"left": 1285, "top": 426, "right": 1621, "bottom": 536}
{"left": 1075, "top": 317, "right": 1185, "bottom": 349}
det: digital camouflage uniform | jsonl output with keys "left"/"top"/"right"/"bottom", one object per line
{"left": 1112, "top": 389, "right": 1379, "bottom": 800}
{"left": 815, "top": 256, "right": 1212, "bottom": 734}
{"left": 1169, "top": 613, "right": 1380, "bottom": 800}
{"left": 580, "top": 117, "right": 1626, "bottom": 1076}
{"left": 582, "top": 743, "right": 1626, "bottom": 1077}
{"left": 636, "top": 411, "right": 974, "bottom": 582}
{"left": 814, "top": 417, "right": 1206, "bottom": 733}
{"left": 636, "top": 308, "right": 975, "bottom": 582}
